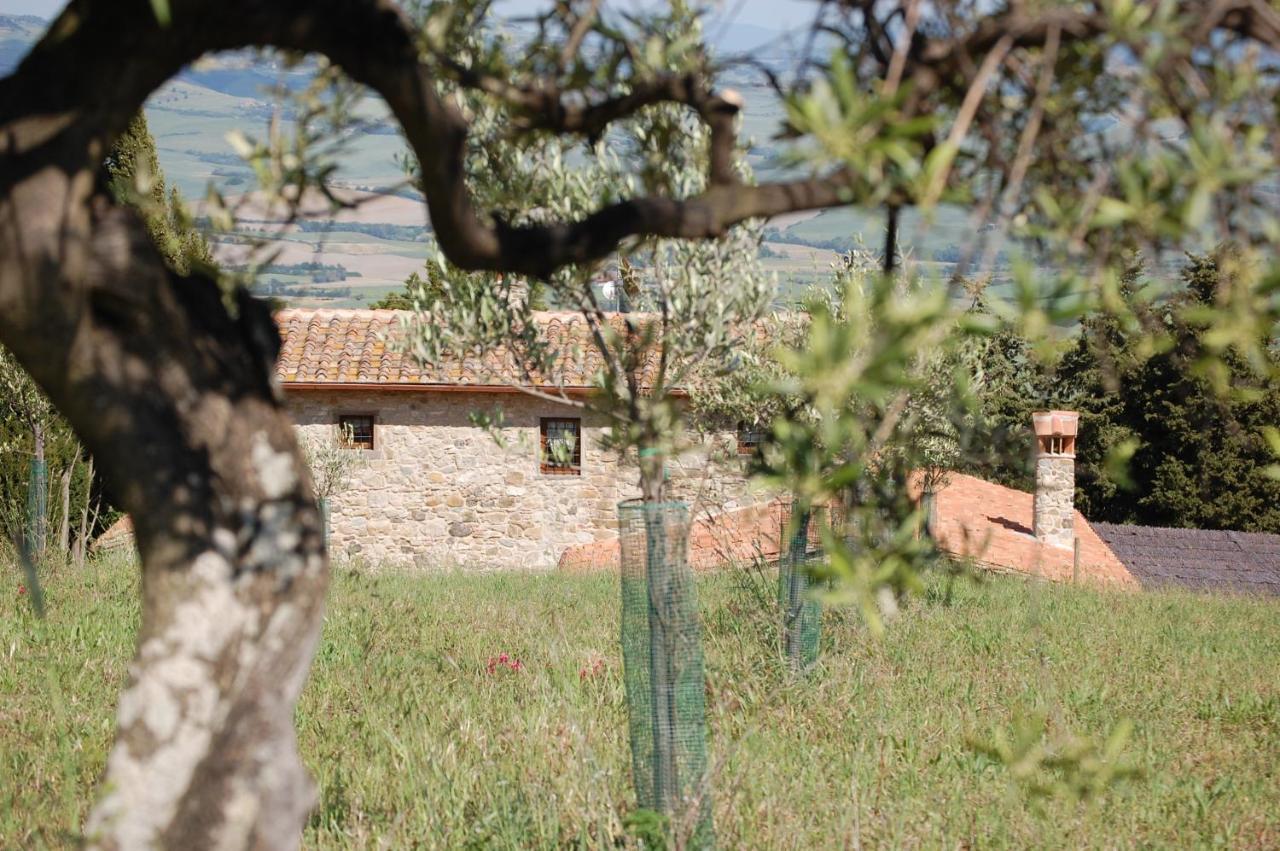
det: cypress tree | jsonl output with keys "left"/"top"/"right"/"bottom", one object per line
{"left": 1119, "top": 254, "right": 1280, "bottom": 532}
{"left": 967, "top": 255, "right": 1280, "bottom": 532}
{"left": 103, "top": 113, "right": 212, "bottom": 275}
{"left": 1052, "top": 258, "right": 1145, "bottom": 521}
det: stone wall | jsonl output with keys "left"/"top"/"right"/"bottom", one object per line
{"left": 559, "top": 498, "right": 791, "bottom": 572}
{"left": 287, "top": 389, "right": 763, "bottom": 569}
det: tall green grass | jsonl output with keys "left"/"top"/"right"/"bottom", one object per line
{"left": 2, "top": 556, "right": 1278, "bottom": 848}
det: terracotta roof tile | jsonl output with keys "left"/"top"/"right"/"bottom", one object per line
{"left": 914, "top": 472, "right": 1136, "bottom": 587}
{"left": 92, "top": 516, "right": 134, "bottom": 554}
{"left": 275, "top": 308, "right": 660, "bottom": 390}
{"left": 561, "top": 476, "right": 1137, "bottom": 588}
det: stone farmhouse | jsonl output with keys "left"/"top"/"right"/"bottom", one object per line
{"left": 276, "top": 309, "right": 762, "bottom": 570}
{"left": 96, "top": 308, "right": 1280, "bottom": 594}
{"left": 273, "top": 310, "right": 1280, "bottom": 591}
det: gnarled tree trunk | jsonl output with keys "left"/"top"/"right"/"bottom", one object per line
{"left": 0, "top": 9, "right": 330, "bottom": 844}
{"left": 0, "top": 182, "right": 329, "bottom": 847}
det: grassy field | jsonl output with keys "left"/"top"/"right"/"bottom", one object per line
{"left": 3, "top": 556, "right": 1279, "bottom": 849}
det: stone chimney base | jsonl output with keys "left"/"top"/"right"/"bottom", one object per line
{"left": 1033, "top": 455, "right": 1075, "bottom": 549}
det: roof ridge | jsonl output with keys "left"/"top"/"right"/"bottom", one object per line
{"left": 1095, "top": 521, "right": 1280, "bottom": 541}
{"left": 272, "top": 307, "right": 652, "bottom": 391}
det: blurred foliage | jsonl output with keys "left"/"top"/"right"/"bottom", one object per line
{"left": 743, "top": 256, "right": 989, "bottom": 635}
{"left": 0, "top": 346, "right": 105, "bottom": 566}
{"left": 969, "top": 711, "right": 1141, "bottom": 803}
{"left": 298, "top": 423, "right": 362, "bottom": 500}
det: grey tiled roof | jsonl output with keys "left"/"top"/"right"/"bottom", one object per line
{"left": 1093, "top": 523, "right": 1280, "bottom": 596}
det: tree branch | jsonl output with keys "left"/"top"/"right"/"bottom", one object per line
{"left": 558, "top": 0, "right": 602, "bottom": 71}
{"left": 8, "top": 0, "right": 1279, "bottom": 286}
{"left": 0, "top": 0, "right": 841, "bottom": 280}
{"left": 441, "top": 61, "right": 744, "bottom": 182}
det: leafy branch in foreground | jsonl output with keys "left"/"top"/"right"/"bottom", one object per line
{"left": 754, "top": 260, "right": 989, "bottom": 636}
{"left": 969, "top": 712, "right": 1141, "bottom": 803}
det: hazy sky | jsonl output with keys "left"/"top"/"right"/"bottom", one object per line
{"left": 0, "top": 0, "right": 817, "bottom": 29}
{"left": 0, "top": 0, "right": 55, "bottom": 14}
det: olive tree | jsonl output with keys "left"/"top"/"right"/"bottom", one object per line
{"left": 403, "top": 34, "right": 770, "bottom": 503}
{"left": 2, "top": 1, "right": 1278, "bottom": 847}
{"left": 399, "top": 9, "right": 766, "bottom": 835}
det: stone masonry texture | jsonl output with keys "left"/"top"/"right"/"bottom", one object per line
{"left": 288, "top": 390, "right": 764, "bottom": 569}
{"left": 1033, "top": 455, "right": 1076, "bottom": 550}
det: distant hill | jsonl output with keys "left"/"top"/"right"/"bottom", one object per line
{"left": 0, "top": 13, "right": 44, "bottom": 36}
{"left": 0, "top": 11, "right": 1132, "bottom": 307}
{"left": 0, "top": 13, "right": 797, "bottom": 200}
{"left": 0, "top": 14, "right": 45, "bottom": 75}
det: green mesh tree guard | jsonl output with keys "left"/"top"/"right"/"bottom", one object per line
{"left": 778, "top": 503, "right": 823, "bottom": 673}
{"left": 617, "top": 499, "right": 713, "bottom": 848}
{"left": 921, "top": 488, "right": 938, "bottom": 541}
{"left": 25, "top": 457, "right": 48, "bottom": 559}
{"left": 318, "top": 496, "right": 330, "bottom": 548}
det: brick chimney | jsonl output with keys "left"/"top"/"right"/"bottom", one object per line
{"left": 1031, "top": 410, "right": 1078, "bottom": 550}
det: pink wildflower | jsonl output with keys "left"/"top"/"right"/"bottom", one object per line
{"left": 579, "top": 656, "right": 607, "bottom": 682}
{"left": 485, "top": 653, "right": 525, "bottom": 675}
{"left": 17, "top": 585, "right": 26, "bottom": 596}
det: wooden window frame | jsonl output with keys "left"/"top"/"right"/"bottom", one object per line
{"left": 736, "top": 422, "right": 765, "bottom": 456}
{"left": 540, "top": 417, "right": 582, "bottom": 476}
{"left": 338, "top": 413, "right": 376, "bottom": 451}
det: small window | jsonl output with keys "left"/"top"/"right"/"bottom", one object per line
{"left": 736, "top": 422, "right": 766, "bottom": 456}
{"left": 338, "top": 414, "right": 375, "bottom": 450}
{"left": 540, "top": 417, "right": 582, "bottom": 475}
